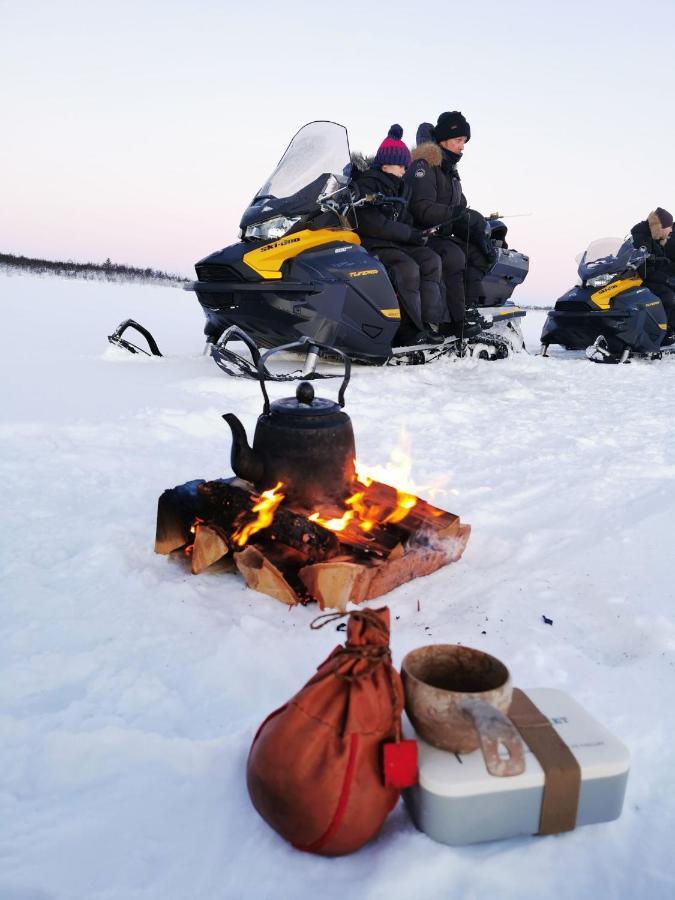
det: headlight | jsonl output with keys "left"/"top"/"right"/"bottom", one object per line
{"left": 244, "top": 216, "right": 300, "bottom": 241}
{"left": 587, "top": 273, "right": 615, "bottom": 288}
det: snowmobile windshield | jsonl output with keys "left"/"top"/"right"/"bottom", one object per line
{"left": 240, "top": 121, "right": 352, "bottom": 231}
{"left": 577, "top": 236, "right": 646, "bottom": 281}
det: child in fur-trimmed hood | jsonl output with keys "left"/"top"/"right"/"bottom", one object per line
{"left": 631, "top": 208, "right": 675, "bottom": 340}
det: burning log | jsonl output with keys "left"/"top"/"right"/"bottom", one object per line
{"left": 155, "top": 478, "right": 340, "bottom": 563}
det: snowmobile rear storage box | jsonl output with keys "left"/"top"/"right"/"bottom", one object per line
{"left": 403, "top": 688, "right": 629, "bottom": 846}
{"left": 477, "top": 247, "right": 529, "bottom": 306}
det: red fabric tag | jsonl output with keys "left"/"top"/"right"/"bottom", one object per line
{"left": 382, "top": 740, "right": 418, "bottom": 789}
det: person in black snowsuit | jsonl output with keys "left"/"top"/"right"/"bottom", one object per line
{"left": 631, "top": 208, "right": 675, "bottom": 340}
{"left": 353, "top": 125, "right": 445, "bottom": 346}
{"left": 406, "top": 112, "right": 495, "bottom": 338}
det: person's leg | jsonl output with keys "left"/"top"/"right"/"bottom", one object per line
{"left": 464, "top": 243, "right": 491, "bottom": 307}
{"left": 375, "top": 247, "right": 424, "bottom": 335}
{"left": 641, "top": 281, "right": 675, "bottom": 344}
{"left": 427, "top": 237, "right": 466, "bottom": 324}
{"left": 646, "top": 282, "right": 675, "bottom": 326}
{"left": 659, "top": 288, "right": 675, "bottom": 340}
{"left": 406, "top": 245, "right": 445, "bottom": 326}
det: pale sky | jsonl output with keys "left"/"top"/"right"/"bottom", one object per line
{"left": 2, "top": 0, "right": 673, "bottom": 301}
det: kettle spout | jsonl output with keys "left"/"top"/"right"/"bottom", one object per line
{"left": 222, "top": 414, "right": 264, "bottom": 485}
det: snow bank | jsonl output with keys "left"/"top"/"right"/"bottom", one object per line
{"left": 1, "top": 272, "right": 674, "bottom": 899}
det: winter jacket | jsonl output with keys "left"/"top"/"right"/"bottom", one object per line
{"left": 631, "top": 213, "right": 675, "bottom": 288}
{"left": 352, "top": 168, "right": 419, "bottom": 252}
{"left": 405, "top": 142, "right": 467, "bottom": 232}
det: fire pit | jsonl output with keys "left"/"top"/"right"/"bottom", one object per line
{"left": 154, "top": 344, "right": 470, "bottom": 610}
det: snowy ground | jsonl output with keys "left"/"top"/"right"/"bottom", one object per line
{"left": 1, "top": 270, "right": 674, "bottom": 899}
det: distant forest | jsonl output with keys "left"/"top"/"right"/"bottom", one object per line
{"left": 0, "top": 252, "right": 189, "bottom": 286}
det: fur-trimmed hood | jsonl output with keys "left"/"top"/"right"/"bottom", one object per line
{"left": 411, "top": 142, "right": 443, "bottom": 167}
{"left": 648, "top": 210, "right": 672, "bottom": 242}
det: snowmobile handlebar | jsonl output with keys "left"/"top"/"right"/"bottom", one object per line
{"left": 320, "top": 191, "right": 406, "bottom": 220}
{"left": 352, "top": 193, "right": 407, "bottom": 207}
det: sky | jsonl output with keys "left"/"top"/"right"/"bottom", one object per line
{"left": 1, "top": 0, "right": 673, "bottom": 301}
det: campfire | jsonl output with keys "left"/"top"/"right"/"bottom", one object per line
{"left": 155, "top": 460, "right": 470, "bottom": 610}
{"left": 154, "top": 373, "right": 470, "bottom": 610}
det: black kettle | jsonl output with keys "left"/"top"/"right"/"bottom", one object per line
{"left": 223, "top": 339, "right": 356, "bottom": 509}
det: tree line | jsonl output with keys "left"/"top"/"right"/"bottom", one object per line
{"left": 0, "top": 252, "right": 189, "bottom": 286}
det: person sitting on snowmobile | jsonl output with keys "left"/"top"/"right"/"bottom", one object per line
{"left": 631, "top": 207, "right": 675, "bottom": 342}
{"left": 352, "top": 125, "right": 445, "bottom": 346}
{"left": 406, "top": 112, "right": 494, "bottom": 338}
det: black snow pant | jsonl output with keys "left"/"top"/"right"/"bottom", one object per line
{"left": 427, "top": 236, "right": 466, "bottom": 324}
{"left": 464, "top": 243, "right": 491, "bottom": 306}
{"left": 375, "top": 245, "right": 444, "bottom": 335}
{"left": 646, "top": 281, "right": 675, "bottom": 329}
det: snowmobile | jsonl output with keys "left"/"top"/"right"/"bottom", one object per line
{"left": 540, "top": 236, "right": 672, "bottom": 364}
{"left": 109, "top": 121, "right": 529, "bottom": 378}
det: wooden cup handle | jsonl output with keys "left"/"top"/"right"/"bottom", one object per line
{"left": 460, "top": 699, "right": 526, "bottom": 777}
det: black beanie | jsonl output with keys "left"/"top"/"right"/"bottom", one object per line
{"left": 434, "top": 111, "right": 471, "bottom": 143}
{"left": 656, "top": 207, "right": 674, "bottom": 228}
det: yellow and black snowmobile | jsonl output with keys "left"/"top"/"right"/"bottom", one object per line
{"left": 541, "top": 236, "right": 671, "bottom": 363}
{"left": 110, "top": 121, "right": 529, "bottom": 377}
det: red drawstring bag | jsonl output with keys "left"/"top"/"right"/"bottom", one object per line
{"left": 246, "top": 607, "right": 416, "bottom": 856}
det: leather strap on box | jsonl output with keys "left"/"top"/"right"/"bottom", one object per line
{"left": 509, "top": 689, "right": 581, "bottom": 835}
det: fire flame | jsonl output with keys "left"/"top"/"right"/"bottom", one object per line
{"left": 232, "top": 482, "right": 285, "bottom": 546}
{"left": 184, "top": 517, "right": 205, "bottom": 556}
{"left": 223, "top": 430, "right": 444, "bottom": 549}
{"left": 308, "top": 436, "right": 423, "bottom": 535}
{"left": 308, "top": 509, "right": 354, "bottom": 531}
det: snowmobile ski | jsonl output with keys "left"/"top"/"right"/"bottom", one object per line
{"left": 108, "top": 319, "right": 163, "bottom": 356}
{"left": 211, "top": 327, "right": 349, "bottom": 381}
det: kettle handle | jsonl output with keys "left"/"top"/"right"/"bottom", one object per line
{"left": 257, "top": 339, "right": 352, "bottom": 414}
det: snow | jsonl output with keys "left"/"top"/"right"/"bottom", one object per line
{"left": 1, "top": 269, "right": 674, "bottom": 899}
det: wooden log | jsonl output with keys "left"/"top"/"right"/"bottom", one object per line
{"left": 191, "top": 523, "right": 230, "bottom": 575}
{"left": 198, "top": 477, "right": 257, "bottom": 521}
{"left": 155, "top": 479, "right": 209, "bottom": 554}
{"left": 299, "top": 561, "right": 370, "bottom": 612}
{"left": 299, "top": 545, "right": 453, "bottom": 611}
{"left": 155, "top": 491, "right": 189, "bottom": 554}
{"left": 448, "top": 523, "right": 471, "bottom": 562}
{"left": 233, "top": 546, "right": 299, "bottom": 606}
{"left": 265, "top": 509, "right": 340, "bottom": 562}
{"left": 155, "top": 479, "right": 210, "bottom": 554}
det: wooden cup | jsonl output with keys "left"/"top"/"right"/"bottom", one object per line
{"left": 402, "top": 644, "right": 525, "bottom": 777}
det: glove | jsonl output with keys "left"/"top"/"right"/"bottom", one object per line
{"left": 481, "top": 238, "right": 498, "bottom": 266}
{"left": 408, "top": 228, "right": 427, "bottom": 246}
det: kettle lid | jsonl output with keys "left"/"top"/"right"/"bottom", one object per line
{"left": 270, "top": 381, "right": 342, "bottom": 417}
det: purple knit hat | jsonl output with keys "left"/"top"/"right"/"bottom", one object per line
{"left": 373, "top": 125, "right": 412, "bottom": 169}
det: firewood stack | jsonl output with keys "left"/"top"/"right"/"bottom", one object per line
{"left": 155, "top": 477, "right": 470, "bottom": 610}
